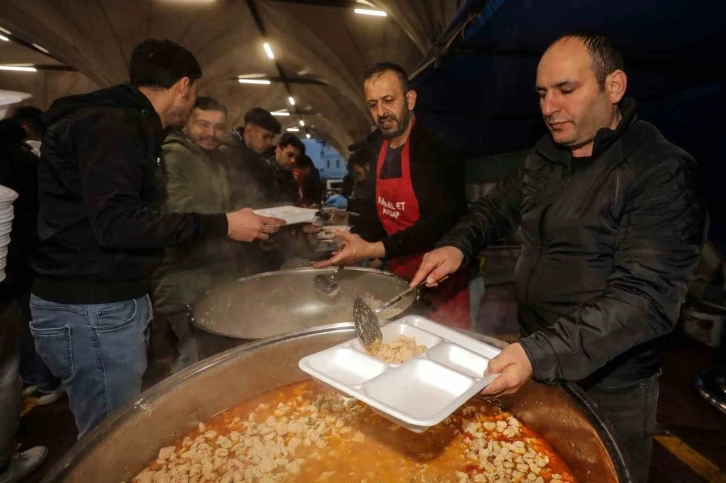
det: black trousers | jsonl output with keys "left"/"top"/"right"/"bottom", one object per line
{"left": 581, "top": 372, "right": 659, "bottom": 483}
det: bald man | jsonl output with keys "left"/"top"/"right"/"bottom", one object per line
{"left": 412, "top": 31, "right": 706, "bottom": 481}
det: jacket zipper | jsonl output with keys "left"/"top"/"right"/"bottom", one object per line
{"left": 522, "top": 170, "right": 572, "bottom": 317}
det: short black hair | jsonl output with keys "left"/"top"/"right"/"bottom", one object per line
{"left": 556, "top": 30, "right": 624, "bottom": 89}
{"left": 296, "top": 154, "right": 315, "bottom": 169}
{"left": 363, "top": 62, "right": 412, "bottom": 94}
{"left": 11, "top": 106, "right": 45, "bottom": 136}
{"left": 194, "top": 96, "right": 227, "bottom": 116}
{"left": 278, "top": 132, "right": 305, "bottom": 154}
{"left": 129, "top": 39, "right": 202, "bottom": 89}
{"left": 244, "top": 107, "right": 281, "bottom": 135}
{"left": 348, "top": 143, "right": 374, "bottom": 169}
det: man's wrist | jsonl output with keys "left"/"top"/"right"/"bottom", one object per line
{"left": 367, "top": 241, "right": 386, "bottom": 260}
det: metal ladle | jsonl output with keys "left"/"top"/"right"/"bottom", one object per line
{"left": 353, "top": 282, "right": 424, "bottom": 350}
{"left": 313, "top": 266, "right": 344, "bottom": 297}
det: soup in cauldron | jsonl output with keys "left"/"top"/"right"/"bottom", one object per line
{"left": 130, "top": 381, "right": 576, "bottom": 483}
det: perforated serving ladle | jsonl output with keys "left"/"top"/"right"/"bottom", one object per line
{"left": 313, "top": 266, "right": 344, "bottom": 297}
{"left": 353, "top": 282, "right": 425, "bottom": 350}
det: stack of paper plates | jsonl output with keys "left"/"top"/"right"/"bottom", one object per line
{"left": 0, "top": 185, "right": 19, "bottom": 283}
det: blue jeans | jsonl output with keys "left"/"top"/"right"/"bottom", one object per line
{"left": 29, "top": 294, "right": 152, "bottom": 438}
{"left": 19, "top": 291, "right": 60, "bottom": 393}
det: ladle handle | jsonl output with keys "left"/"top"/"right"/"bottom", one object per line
{"left": 374, "top": 275, "right": 450, "bottom": 314}
{"left": 375, "top": 281, "right": 426, "bottom": 314}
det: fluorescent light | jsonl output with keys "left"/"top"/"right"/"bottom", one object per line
{"left": 32, "top": 43, "right": 50, "bottom": 54}
{"left": 299, "top": 120, "right": 305, "bottom": 127}
{"left": 238, "top": 78, "right": 271, "bottom": 85}
{"left": 288, "top": 96, "right": 295, "bottom": 106}
{"left": 271, "top": 111, "right": 290, "bottom": 117}
{"left": 287, "top": 127, "right": 299, "bottom": 132}
{"left": 0, "top": 65, "right": 37, "bottom": 72}
{"left": 263, "top": 43, "right": 275, "bottom": 60}
{"left": 306, "top": 134, "right": 311, "bottom": 139}
{"left": 0, "top": 35, "right": 9, "bottom": 42}
{"left": 0, "top": 27, "right": 11, "bottom": 35}
{"left": 354, "top": 8, "right": 387, "bottom": 17}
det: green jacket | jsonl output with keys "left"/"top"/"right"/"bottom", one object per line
{"left": 151, "top": 132, "right": 242, "bottom": 316}
{"left": 164, "top": 131, "right": 231, "bottom": 214}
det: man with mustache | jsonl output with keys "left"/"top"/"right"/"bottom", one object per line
{"left": 152, "top": 96, "right": 236, "bottom": 372}
{"left": 411, "top": 31, "right": 706, "bottom": 481}
{"left": 315, "top": 62, "right": 470, "bottom": 329}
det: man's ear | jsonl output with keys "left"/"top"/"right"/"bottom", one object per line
{"left": 178, "top": 77, "right": 192, "bottom": 99}
{"left": 606, "top": 70, "right": 627, "bottom": 104}
{"left": 406, "top": 90, "right": 417, "bottom": 111}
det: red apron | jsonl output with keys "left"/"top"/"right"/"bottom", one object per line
{"left": 375, "top": 128, "right": 471, "bottom": 330}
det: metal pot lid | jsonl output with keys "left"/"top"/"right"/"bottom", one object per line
{"left": 191, "top": 267, "right": 416, "bottom": 340}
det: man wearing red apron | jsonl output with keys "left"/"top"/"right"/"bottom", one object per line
{"left": 314, "top": 62, "right": 470, "bottom": 329}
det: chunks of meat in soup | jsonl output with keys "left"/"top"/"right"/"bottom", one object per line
{"left": 131, "top": 381, "right": 577, "bottom": 483}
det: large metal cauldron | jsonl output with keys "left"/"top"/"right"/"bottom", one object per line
{"left": 42, "top": 325, "right": 631, "bottom": 482}
{"left": 191, "top": 267, "right": 417, "bottom": 358}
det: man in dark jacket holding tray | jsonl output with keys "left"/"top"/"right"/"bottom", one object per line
{"left": 412, "top": 31, "right": 707, "bottom": 482}
{"left": 30, "top": 39, "right": 284, "bottom": 438}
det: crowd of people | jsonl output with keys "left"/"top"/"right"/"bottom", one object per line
{"left": 0, "top": 30, "right": 708, "bottom": 483}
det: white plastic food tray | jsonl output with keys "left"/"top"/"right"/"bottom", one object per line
{"left": 299, "top": 315, "right": 501, "bottom": 433}
{"left": 253, "top": 206, "right": 318, "bottom": 225}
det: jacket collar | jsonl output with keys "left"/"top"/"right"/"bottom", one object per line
{"left": 535, "top": 97, "right": 638, "bottom": 166}
{"left": 127, "top": 85, "right": 165, "bottom": 153}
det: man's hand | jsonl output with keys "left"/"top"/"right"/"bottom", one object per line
{"left": 302, "top": 223, "right": 322, "bottom": 235}
{"left": 481, "top": 343, "right": 533, "bottom": 396}
{"left": 226, "top": 208, "right": 286, "bottom": 242}
{"left": 313, "top": 230, "right": 385, "bottom": 268}
{"left": 410, "top": 246, "right": 465, "bottom": 288}
{"left": 258, "top": 237, "right": 281, "bottom": 252}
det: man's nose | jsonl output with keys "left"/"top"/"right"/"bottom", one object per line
{"left": 540, "top": 93, "right": 558, "bottom": 117}
{"left": 375, "top": 103, "right": 386, "bottom": 119}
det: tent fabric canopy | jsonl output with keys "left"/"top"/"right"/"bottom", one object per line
{"left": 0, "top": 0, "right": 464, "bottom": 158}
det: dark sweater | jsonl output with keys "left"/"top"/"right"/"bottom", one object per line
{"left": 33, "top": 84, "right": 228, "bottom": 304}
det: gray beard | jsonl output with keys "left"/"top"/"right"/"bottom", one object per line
{"left": 380, "top": 109, "right": 411, "bottom": 140}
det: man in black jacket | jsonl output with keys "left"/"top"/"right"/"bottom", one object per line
{"left": 266, "top": 132, "right": 304, "bottom": 205}
{"left": 226, "top": 108, "right": 281, "bottom": 209}
{"left": 30, "top": 39, "right": 284, "bottom": 438}
{"left": 412, "top": 31, "right": 706, "bottom": 481}
{"left": 315, "top": 63, "right": 469, "bottom": 329}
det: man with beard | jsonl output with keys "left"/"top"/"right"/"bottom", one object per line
{"left": 30, "top": 39, "right": 285, "bottom": 437}
{"left": 152, "top": 96, "right": 237, "bottom": 372}
{"left": 411, "top": 31, "right": 706, "bottom": 481}
{"left": 314, "top": 62, "right": 469, "bottom": 329}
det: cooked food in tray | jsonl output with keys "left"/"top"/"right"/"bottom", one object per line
{"left": 131, "top": 381, "right": 576, "bottom": 483}
{"left": 366, "top": 334, "right": 427, "bottom": 364}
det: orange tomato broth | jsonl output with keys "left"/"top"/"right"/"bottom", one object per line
{"left": 141, "top": 380, "right": 576, "bottom": 482}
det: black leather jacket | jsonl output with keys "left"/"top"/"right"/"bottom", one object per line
{"left": 439, "top": 99, "right": 707, "bottom": 385}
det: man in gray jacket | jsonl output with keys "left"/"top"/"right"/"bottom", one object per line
{"left": 152, "top": 97, "right": 242, "bottom": 371}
